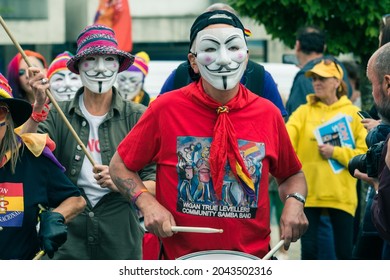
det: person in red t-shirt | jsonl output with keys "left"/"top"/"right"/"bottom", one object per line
{"left": 110, "top": 10, "right": 308, "bottom": 260}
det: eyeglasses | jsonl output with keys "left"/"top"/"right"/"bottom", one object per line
{"left": 0, "top": 105, "right": 9, "bottom": 122}
{"left": 323, "top": 58, "right": 341, "bottom": 75}
{"left": 383, "top": 14, "right": 390, "bottom": 26}
{"left": 311, "top": 75, "right": 329, "bottom": 82}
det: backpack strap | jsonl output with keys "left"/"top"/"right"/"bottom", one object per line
{"left": 242, "top": 60, "right": 265, "bottom": 96}
{"left": 173, "top": 60, "right": 265, "bottom": 96}
{"left": 173, "top": 61, "right": 193, "bottom": 90}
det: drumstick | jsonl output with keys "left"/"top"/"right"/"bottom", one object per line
{"left": 33, "top": 204, "right": 47, "bottom": 260}
{"left": 32, "top": 250, "right": 45, "bottom": 260}
{"left": 171, "top": 226, "right": 223, "bottom": 233}
{"left": 262, "top": 240, "right": 285, "bottom": 260}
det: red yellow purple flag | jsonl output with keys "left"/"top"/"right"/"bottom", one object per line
{"left": 94, "top": 0, "right": 133, "bottom": 52}
{"left": 0, "top": 182, "right": 24, "bottom": 227}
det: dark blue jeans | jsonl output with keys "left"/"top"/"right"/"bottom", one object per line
{"left": 353, "top": 186, "right": 384, "bottom": 259}
{"left": 317, "top": 215, "right": 336, "bottom": 259}
{"left": 302, "top": 207, "right": 354, "bottom": 260}
{"left": 382, "top": 241, "right": 390, "bottom": 259}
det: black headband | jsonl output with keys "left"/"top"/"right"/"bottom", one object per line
{"left": 189, "top": 10, "right": 247, "bottom": 49}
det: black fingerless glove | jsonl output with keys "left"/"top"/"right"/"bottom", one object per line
{"left": 38, "top": 211, "right": 68, "bottom": 258}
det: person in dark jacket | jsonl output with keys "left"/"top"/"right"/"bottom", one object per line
{"left": 0, "top": 72, "right": 85, "bottom": 259}
{"left": 353, "top": 42, "right": 390, "bottom": 259}
{"left": 286, "top": 26, "right": 352, "bottom": 118}
{"left": 117, "top": 51, "right": 153, "bottom": 106}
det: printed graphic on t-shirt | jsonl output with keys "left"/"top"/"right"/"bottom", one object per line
{"left": 88, "top": 139, "right": 101, "bottom": 153}
{"left": 0, "top": 182, "right": 24, "bottom": 227}
{"left": 176, "top": 136, "right": 264, "bottom": 219}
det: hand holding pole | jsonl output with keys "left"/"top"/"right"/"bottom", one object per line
{"left": 0, "top": 16, "right": 96, "bottom": 166}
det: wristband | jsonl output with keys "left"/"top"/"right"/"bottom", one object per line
{"left": 286, "top": 192, "right": 306, "bottom": 205}
{"left": 131, "top": 189, "right": 148, "bottom": 206}
{"left": 31, "top": 103, "right": 50, "bottom": 123}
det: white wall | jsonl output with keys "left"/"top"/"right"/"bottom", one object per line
{"left": 131, "top": 0, "right": 210, "bottom": 16}
{"left": 0, "top": 0, "right": 66, "bottom": 44}
{"left": 65, "top": 0, "right": 92, "bottom": 41}
{"left": 0, "top": 0, "right": 294, "bottom": 63}
{"left": 128, "top": 0, "right": 293, "bottom": 61}
{"left": 129, "top": 0, "right": 271, "bottom": 42}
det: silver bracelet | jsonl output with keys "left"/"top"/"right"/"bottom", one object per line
{"left": 286, "top": 192, "right": 306, "bottom": 205}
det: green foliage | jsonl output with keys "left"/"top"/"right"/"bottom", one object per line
{"left": 229, "top": 0, "right": 387, "bottom": 64}
{"left": 228, "top": 0, "right": 389, "bottom": 110}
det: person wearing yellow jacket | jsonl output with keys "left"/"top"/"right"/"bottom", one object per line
{"left": 286, "top": 59, "right": 368, "bottom": 260}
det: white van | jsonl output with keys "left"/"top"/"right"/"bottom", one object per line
{"left": 144, "top": 61, "right": 299, "bottom": 103}
{"left": 261, "top": 62, "right": 299, "bottom": 104}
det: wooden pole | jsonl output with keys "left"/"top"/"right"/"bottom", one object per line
{"left": 0, "top": 16, "right": 96, "bottom": 166}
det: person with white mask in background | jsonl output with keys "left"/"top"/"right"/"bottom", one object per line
{"left": 47, "top": 51, "right": 82, "bottom": 102}
{"left": 22, "top": 24, "right": 156, "bottom": 260}
{"left": 117, "top": 51, "right": 153, "bottom": 106}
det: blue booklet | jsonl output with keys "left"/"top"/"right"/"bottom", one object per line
{"left": 314, "top": 114, "right": 355, "bottom": 173}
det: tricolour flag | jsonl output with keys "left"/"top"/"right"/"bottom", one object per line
{"left": 0, "top": 182, "right": 24, "bottom": 227}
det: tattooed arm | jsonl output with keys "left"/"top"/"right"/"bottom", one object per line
{"left": 109, "top": 152, "right": 176, "bottom": 238}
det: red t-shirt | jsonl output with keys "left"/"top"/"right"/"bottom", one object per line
{"left": 118, "top": 81, "right": 302, "bottom": 259}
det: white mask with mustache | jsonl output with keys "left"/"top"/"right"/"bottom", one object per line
{"left": 192, "top": 27, "right": 248, "bottom": 90}
{"left": 79, "top": 54, "right": 119, "bottom": 94}
{"left": 117, "top": 71, "right": 144, "bottom": 100}
{"left": 50, "top": 70, "right": 82, "bottom": 101}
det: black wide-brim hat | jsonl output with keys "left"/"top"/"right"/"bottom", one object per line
{"left": 0, "top": 96, "right": 32, "bottom": 128}
{"left": 0, "top": 73, "right": 32, "bottom": 127}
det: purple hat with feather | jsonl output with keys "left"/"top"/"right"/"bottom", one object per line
{"left": 67, "top": 24, "right": 134, "bottom": 74}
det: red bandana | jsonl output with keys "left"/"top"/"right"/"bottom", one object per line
{"left": 188, "top": 80, "right": 257, "bottom": 199}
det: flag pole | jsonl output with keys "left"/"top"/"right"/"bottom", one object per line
{"left": 0, "top": 16, "right": 96, "bottom": 166}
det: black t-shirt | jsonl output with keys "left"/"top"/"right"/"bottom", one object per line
{"left": 0, "top": 147, "right": 80, "bottom": 259}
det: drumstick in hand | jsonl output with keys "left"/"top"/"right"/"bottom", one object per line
{"left": 171, "top": 226, "right": 223, "bottom": 233}
{"left": 262, "top": 240, "right": 285, "bottom": 260}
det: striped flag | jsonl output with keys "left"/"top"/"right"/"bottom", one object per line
{"left": 94, "top": 0, "right": 133, "bottom": 52}
{"left": 0, "top": 182, "right": 24, "bottom": 227}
